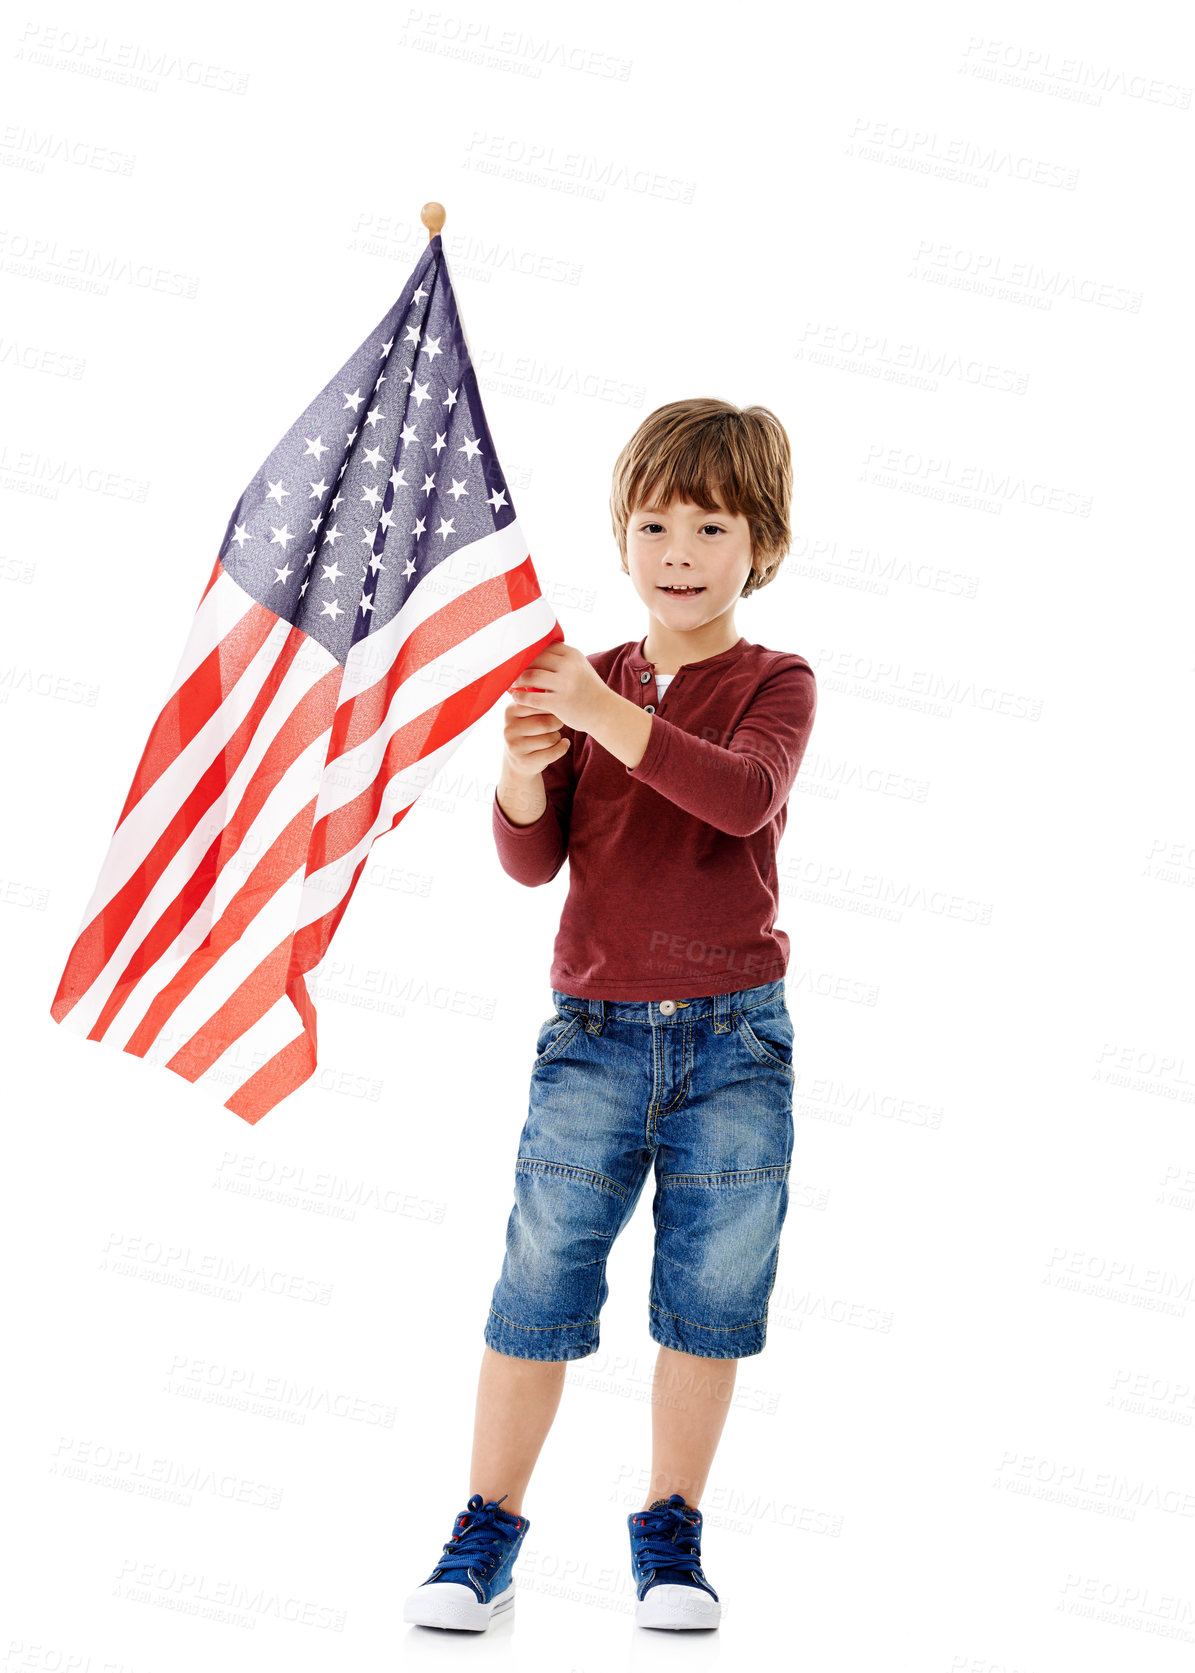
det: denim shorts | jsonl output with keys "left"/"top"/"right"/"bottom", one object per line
{"left": 485, "top": 977, "right": 795, "bottom": 1362}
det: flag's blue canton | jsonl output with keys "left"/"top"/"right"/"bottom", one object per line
{"left": 217, "top": 236, "right": 518, "bottom": 667}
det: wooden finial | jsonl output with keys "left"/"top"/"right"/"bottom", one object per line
{"left": 421, "top": 202, "right": 446, "bottom": 241}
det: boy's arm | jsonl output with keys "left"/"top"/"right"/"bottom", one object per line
{"left": 591, "top": 660, "right": 817, "bottom": 838}
{"left": 492, "top": 723, "right": 578, "bottom": 885}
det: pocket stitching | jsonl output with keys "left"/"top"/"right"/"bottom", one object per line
{"left": 533, "top": 1013, "right": 583, "bottom": 1067}
{"left": 735, "top": 1011, "right": 795, "bottom": 1078}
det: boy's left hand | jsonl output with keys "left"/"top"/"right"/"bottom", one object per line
{"left": 507, "top": 642, "right": 611, "bottom": 733}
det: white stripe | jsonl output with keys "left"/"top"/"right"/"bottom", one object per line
{"left": 138, "top": 870, "right": 312, "bottom": 1072}
{"left": 100, "top": 718, "right": 332, "bottom": 1053}
{"left": 164, "top": 567, "right": 261, "bottom": 700}
{"left": 67, "top": 649, "right": 337, "bottom": 1042}
{"left": 76, "top": 611, "right": 308, "bottom": 932}
{"left": 295, "top": 594, "right": 558, "bottom": 936}
{"left": 316, "top": 583, "right": 557, "bottom": 824}
{"left": 191, "top": 996, "right": 310, "bottom": 1097}
{"left": 339, "top": 517, "right": 531, "bottom": 700}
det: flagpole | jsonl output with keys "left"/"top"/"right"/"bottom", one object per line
{"left": 421, "top": 201, "right": 446, "bottom": 240}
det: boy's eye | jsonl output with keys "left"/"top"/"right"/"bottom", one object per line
{"left": 638, "top": 522, "right": 725, "bottom": 535}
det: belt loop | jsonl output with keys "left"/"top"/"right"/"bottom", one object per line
{"left": 585, "top": 995, "right": 606, "bottom": 1035}
{"left": 713, "top": 989, "right": 732, "bottom": 1034}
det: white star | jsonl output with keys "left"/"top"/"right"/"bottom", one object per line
{"left": 362, "top": 485, "right": 383, "bottom": 509}
{"left": 330, "top": 491, "right": 344, "bottom": 512}
{"left": 343, "top": 388, "right": 365, "bottom": 411}
{"left": 420, "top": 335, "right": 443, "bottom": 361}
{"left": 358, "top": 591, "right": 375, "bottom": 617}
{"left": 400, "top": 422, "right": 419, "bottom": 446}
{"left": 266, "top": 479, "right": 289, "bottom": 505}
{"left": 404, "top": 325, "right": 420, "bottom": 346}
{"left": 308, "top": 479, "right": 330, "bottom": 500}
{"left": 304, "top": 436, "right": 329, "bottom": 460}
{"left": 230, "top": 522, "right": 251, "bottom": 547}
{"left": 269, "top": 525, "right": 295, "bottom": 547}
{"left": 299, "top": 577, "right": 310, "bottom": 597}
{"left": 363, "top": 445, "right": 384, "bottom": 469}
{"left": 487, "top": 487, "right": 508, "bottom": 513}
{"left": 389, "top": 466, "right": 408, "bottom": 491}
{"left": 273, "top": 562, "right": 293, "bottom": 584}
{"left": 403, "top": 556, "right": 417, "bottom": 578}
{"left": 381, "top": 336, "right": 394, "bottom": 356}
{"left": 411, "top": 380, "right": 431, "bottom": 407}
{"left": 308, "top": 516, "right": 321, "bottom": 534}
{"left": 432, "top": 431, "right": 448, "bottom": 455}
{"left": 420, "top": 474, "right": 436, "bottom": 497}
{"left": 402, "top": 368, "right": 413, "bottom": 385}
{"left": 364, "top": 405, "right": 383, "bottom": 429}
{"left": 412, "top": 516, "right": 426, "bottom": 538}
{"left": 443, "top": 387, "right": 459, "bottom": 409}
{"left": 379, "top": 507, "right": 395, "bottom": 531}
{"left": 459, "top": 436, "right": 482, "bottom": 460}
{"left": 321, "top": 560, "right": 343, "bottom": 583}
{"left": 320, "top": 597, "right": 344, "bottom": 621}
{"left": 322, "top": 527, "right": 343, "bottom": 549}
{"left": 412, "top": 284, "right": 428, "bottom": 303}
{"left": 345, "top": 425, "right": 359, "bottom": 445}
{"left": 304, "top": 549, "right": 316, "bottom": 567}
{"left": 447, "top": 478, "right": 469, "bottom": 502}
{"left": 435, "top": 516, "right": 455, "bottom": 542}
{"left": 368, "top": 551, "right": 386, "bottom": 576}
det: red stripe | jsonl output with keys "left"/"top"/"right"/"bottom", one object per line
{"left": 116, "top": 600, "right": 279, "bottom": 827}
{"left": 80, "top": 667, "right": 341, "bottom": 1042}
{"left": 164, "top": 935, "right": 296, "bottom": 1084}
{"left": 199, "top": 553, "right": 225, "bottom": 605}
{"left": 225, "top": 1027, "right": 317, "bottom": 1125}
{"left": 50, "top": 627, "right": 318, "bottom": 1024}
{"left": 223, "top": 935, "right": 324, "bottom": 1123}
{"left": 327, "top": 556, "right": 547, "bottom": 763}
{"left": 123, "top": 799, "right": 320, "bottom": 1058}
{"left": 309, "top": 628, "right": 560, "bottom": 875}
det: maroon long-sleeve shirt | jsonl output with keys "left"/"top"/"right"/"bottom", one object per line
{"left": 492, "top": 633, "right": 817, "bottom": 998}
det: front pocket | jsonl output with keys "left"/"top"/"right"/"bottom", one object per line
{"left": 735, "top": 1005, "right": 795, "bottom": 1077}
{"left": 533, "top": 1012, "right": 583, "bottom": 1067}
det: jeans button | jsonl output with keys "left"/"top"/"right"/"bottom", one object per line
{"left": 659, "top": 999, "right": 677, "bottom": 1014}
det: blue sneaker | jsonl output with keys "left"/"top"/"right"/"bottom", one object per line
{"left": 628, "top": 1493, "right": 721, "bottom": 1629}
{"left": 403, "top": 1492, "right": 530, "bottom": 1631}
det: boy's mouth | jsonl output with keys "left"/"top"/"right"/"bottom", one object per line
{"left": 658, "top": 585, "right": 705, "bottom": 596}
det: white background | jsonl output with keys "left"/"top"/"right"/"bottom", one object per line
{"left": 2, "top": 1, "right": 1193, "bottom": 1667}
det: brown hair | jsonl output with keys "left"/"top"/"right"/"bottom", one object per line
{"left": 609, "top": 398, "right": 792, "bottom": 597}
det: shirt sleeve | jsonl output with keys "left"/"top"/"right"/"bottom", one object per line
{"left": 492, "top": 723, "right": 578, "bottom": 885}
{"left": 625, "top": 660, "right": 817, "bottom": 837}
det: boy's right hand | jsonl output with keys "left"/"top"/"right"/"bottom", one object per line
{"left": 502, "top": 700, "right": 572, "bottom": 779}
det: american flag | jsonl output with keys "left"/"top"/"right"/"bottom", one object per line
{"left": 50, "top": 233, "right": 562, "bottom": 1124}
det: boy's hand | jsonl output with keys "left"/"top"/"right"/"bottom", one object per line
{"left": 501, "top": 700, "right": 571, "bottom": 781}
{"left": 507, "top": 642, "right": 611, "bottom": 733}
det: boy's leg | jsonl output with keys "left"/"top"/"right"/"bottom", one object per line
{"left": 639, "top": 1346, "right": 737, "bottom": 1510}
{"left": 469, "top": 1345, "right": 567, "bottom": 1515}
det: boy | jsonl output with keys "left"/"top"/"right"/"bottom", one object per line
{"left": 403, "top": 397, "right": 817, "bottom": 1633}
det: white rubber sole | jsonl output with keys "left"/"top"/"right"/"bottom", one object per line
{"left": 636, "top": 1583, "right": 722, "bottom": 1630}
{"left": 403, "top": 1580, "right": 515, "bottom": 1631}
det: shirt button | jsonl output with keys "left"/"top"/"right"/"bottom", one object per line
{"left": 640, "top": 670, "right": 651, "bottom": 683}
{"left": 644, "top": 703, "right": 655, "bottom": 713}
{"left": 659, "top": 999, "right": 677, "bottom": 1014}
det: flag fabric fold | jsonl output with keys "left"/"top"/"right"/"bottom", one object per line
{"left": 51, "top": 233, "right": 562, "bottom": 1124}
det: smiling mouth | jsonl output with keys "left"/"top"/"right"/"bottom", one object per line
{"left": 659, "top": 585, "right": 705, "bottom": 595}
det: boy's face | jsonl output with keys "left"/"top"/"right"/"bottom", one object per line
{"left": 624, "top": 496, "right": 755, "bottom": 632}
